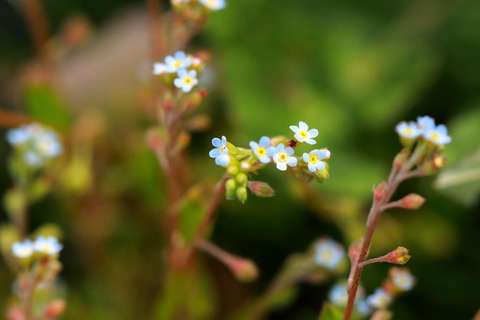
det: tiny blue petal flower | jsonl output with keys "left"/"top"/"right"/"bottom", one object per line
{"left": 165, "top": 51, "right": 192, "bottom": 73}
{"left": 12, "top": 239, "right": 34, "bottom": 258}
{"left": 6, "top": 125, "right": 33, "bottom": 145}
{"left": 249, "top": 136, "right": 271, "bottom": 163}
{"left": 200, "top": 0, "right": 226, "bottom": 10}
{"left": 174, "top": 69, "right": 199, "bottom": 93}
{"left": 356, "top": 299, "right": 372, "bottom": 316}
{"left": 289, "top": 121, "right": 318, "bottom": 145}
{"left": 329, "top": 283, "right": 349, "bottom": 306}
{"left": 302, "top": 149, "right": 328, "bottom": 172}
{"left": 33, "top": 236, "right": 63, "bottom": 256}
{"left": 367, "top": 288, "right": 392, "bottom": 309}
{"left": 270, "top": 143, "right": 297, "bottom": 171}
{"left": 417, "top": 116, "right": 435, "bottom": 131}
{"left": 424, "top": 124, "right": 452, "bottom": 146}
{"left": 392, "top": 270, "right": 415, "bottom": 291}
{"left": 34, "top": 131, "right": 62, "bottom": 158}
{"left": 395, "top": 121, "right": 422, "bottom": 140}
{"left": 210, "top": 136, "right": 230, "bottom": 167}
{"left": 314, "top": 238, "right": 345, "bottom": 269}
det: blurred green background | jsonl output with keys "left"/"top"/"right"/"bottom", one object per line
{"left": 1, "top": 0, "right": 479, "bottom": 319}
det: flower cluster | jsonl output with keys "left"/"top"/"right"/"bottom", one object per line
{"left": 153, "top": 51, "right": 204, "bottom": 93}
{"left": 171, "top": 0, "right": 226, "bottom": 13}
{"left": 208, "top": 121, "right": 331, "bottom": 202}
{"left": 12, "top": 236, "right": 63, "bottom": 260}
{"left": 6, "top": 123, "right": 62, "bottom": 168}
{"left": 396, "top": 115, "right": 451, "bottom": 147}
{"left": 329, "top": 283, "right": 371, "bottom": 316}
{"left": 365, "top": 268, "right": 415, "bottom": 313}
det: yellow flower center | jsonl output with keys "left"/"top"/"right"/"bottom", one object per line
{"left": 429, "top": 132, "right": 440, "bottom": 141}
{"left": 299, "top": 131, "right": 308, "bottom": 139}
{"left": 321, "top": 250, "right": 333, "bottom": 261}
{"left": 174, "top": 61, "right": 184, "bottom": 68}
{"left": 278, "top": 152, "right": 288, "bottom": 162}
{"left": 309, "top": 154, "right": 318, "bottom": 164}
{"left": 257, "top": 147, "right": 266, "bottom": 156}
{"left": 403, "top": 127, "right": 413, "bottom": 135}
{"left": 183, "top": 76, "right": 193, "bottom": 85}
{"left": 36, "top": 140, "right": 51, "bottom": 154}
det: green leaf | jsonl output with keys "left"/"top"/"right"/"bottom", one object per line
{"left": 178, "top": 186, "right": 208, "bottom": 242}
{"left": 24, "top": 84, "right": 71, "bottom": 129}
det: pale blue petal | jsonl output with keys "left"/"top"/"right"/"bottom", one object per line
{"left": 276, "top": 143, "right": 285, "bottom": 152}
{"left": 308, "top": 128, "right": 318, "bottom": 138}
{"left": 221, "top": 136, "right": 227, "bottom": 145}
{"left": 305, "top": 138, "right": 316, "bottom": 145}
{"left": 289, "top": 125, "right": 299, "bottom": 133}
{"left": 259, "top": 136, "right": 270, "bottom": 147}
{"left": 209, "top": 149, "right": 220, "bottom": 158}
{"left": 173, "top": 78, "right": 183, "bottom": 88}
{"left": 249, "top": 141, "right": 258, "bottom": 150}
{"left": 215, "top": 154, "right": 230, "bottom": 167}
{"left": 267, "top": 146, "right": 276, "bottom": 156}
{"left": 277, "top": 162, "right": 287, "bottom": 171}
{"left": 188, "top": 70, "right": 197, "bottom": 78}
{"left": 302, "top": 153, "right": 309, "bottom": 162}
{"left": 177, "top": 68, "right": 188, "bottom": 77}
{"left": 165, "top": 56, "right": 175, "bottom": 65}
{"left": 175, "top": 51, "right": 186, "bottom": 59}
{"left": 316, "top": 150, "right": 328, "bottom": 159}
{"left": 294, "top": 133, "right": 303, "bottom": 141}
{"left": 212, "top": 137, "right": 222, "bottom": 147}
{"left": 287, "top": 156, "right": 297, "bottom": 167}
{"left": 259, "top": 155, "right": 270, "bottom": 164}
{"left": 285, "top": 147, "right": 294, "bottom": 156}
{"left": 315, "top": 161, "right": 326, "bottom": 170}
{"left": 436, "top": 124, "right": 448, "bottom": 134}
{"left": 298, "top": 121, "right": 308, "bottom": 131}
{"left": 308, "top": 163, "right": 316, "bottom": 172}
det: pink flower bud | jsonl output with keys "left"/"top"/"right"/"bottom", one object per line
{"left": 42, "top": 300, "right": 66, "bottom": 318}
{"left": 247, "top": 181, "right": 275, "bottom": 198}
{"left": 348, "top": 238, "right": 363, "bottom": 265}
{"left": 230, "top": 258, "right": 259, "bottom": 283}
{"left": 7, "top": 306, "right": 24, "bottom": 320}
{"left": 400, "top": 194, "right": 425, "bottom": 210}
{"left": 385, "top": 247, "right": 411, "bottom": 265}
{"left": 374, "top": 182, "right": 387, "bottom": 202}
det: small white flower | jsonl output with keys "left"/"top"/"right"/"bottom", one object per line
{"left": 314, "top": 239, "right": 344, "bottom": 269}
{"left": 268, "top": 143, "right": 297, "bottom": 171}
{"left": 165, "top": 51, "right": 192, "bottom": 73}
{"left": 289, "top": 121, "right": 318, "bottom": 145}
{"left": 329, "top": 283, "right": 349, "bottom": 306}
{"left": 417, "top": 116, "right": 435, "bottom": 131}
{"left": 249, "top": 136, "right": 272, "bottom": 164}
{"left": 33, "top": 236, "right": 63, "bottom": 256}
{"left": 12, "top": 239, "right": 34, "bottom": 259}
{"left": 174, "top": 69, "right": 199, "bottom": 93}
{"left": 395, "top": 121, "right": 422, "bottom": 140}
{"left": 367, "top": 288, "right": 392, "bottom": 309}
{"left": 302, "top": 149, "right": 328, "bottom": 172}
{"left": 424, "top": 124, "right": 451, "bottom": 146}
{"left": 199, "top": 0, "right": 226, "bottom": 11}
{"left": 392, "top": 270, "right": 415, "bottom": 291}
{"left": 153, "top": 62, "right": 168, "bottom": 75}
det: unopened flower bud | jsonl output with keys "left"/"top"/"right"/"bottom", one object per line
{"left": 42, "top": 300, "right": 66, "bottom": 318}
{"left": 240, "top": 161, "right": 251, "bottom": 171}
{"left": 145, "top": 128, "right": 164, "bottom": 153}
{"left": 236, "top": 186, "right": 248, "bottom": 203}
{"left": 236, "top": 173, "right": 248, "bottom": 184}
{"left": 247, "top": 181, "right": 275, "bottom": 198}
{"left": 229, "top": 258, "right": 259, "bottom": 282}
{"left": 348, "top": 238, "right": 364, "bottom": 265}
{"left": 400, "top": 193, "right": 425, "bottom": 210}
{"left": 374, "top": 182, "right": 387, "bottom": 202}
{"left": 385, "top": 247, "right": 411, "bottom": 265}
{"left": 227, "top": 166, "right": 238, "bottom": 176}
{"left": 225, "top": 179, "right": 236, "bottom": 200}
{"left": 393, "top": 150, "right": 409, "bottom": 169}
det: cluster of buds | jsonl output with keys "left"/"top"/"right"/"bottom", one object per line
{"left": 394, "top": 116, "right": 451, "bottom": 174}
{"left": 6, "top": 123, "right": 62, "bottom": 168}
{"left": 153, "top": 51, "right": 206, "bottom": 93}
{"left": 209, "top": 121, "right": 331, "bottom": 202}
{"left": 171, "top": 0, "right": 226, "bottom": 20}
